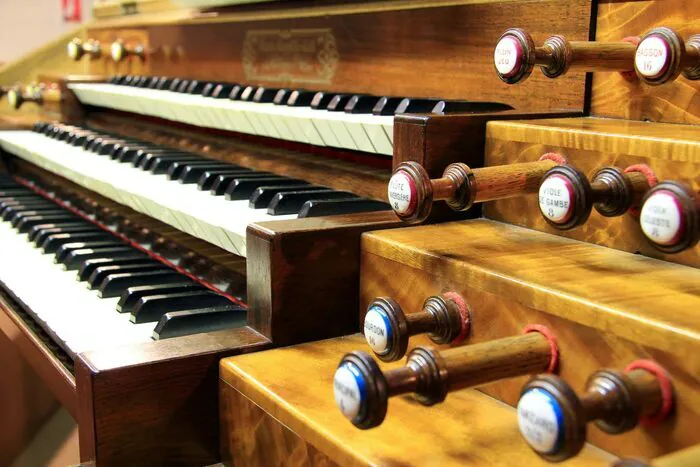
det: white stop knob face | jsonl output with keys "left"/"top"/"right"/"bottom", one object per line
{"left": 333, "top": 363, "right": 365, "bottom": 420}
{"left": 640, "top": 190, "right": 683, "bottom": 246}
{"left": 67, "top": 41, "right": 80, "bottom": 59}
{"left": 538, "top": 175, "right": 574, "bottom": 223}
{"left": 635, "top": 35, "right": 670, "bottom": 79}
{"left": 388, "top": 171, "right": 416, "bottom": 216}
{"left": 111, "top": 42, "right": 124, "bottom": 62}
{"left": 7, "top": 90, "right": 18, "bottom": 109}
{"left": 494, "top": 36, "right": 522, "bottom": 77}
{"left": 518, "top": 388, "right": 563, "bottom": 454}
{"left": 364, "top": 306, "right": 392, "bottom": 355}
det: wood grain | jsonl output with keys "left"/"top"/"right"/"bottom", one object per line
{"left": 484, "top": 117, "right": 700, "bottom": 268}
{"left": 360, "top": 219, "right": 700, "bottom": 458}
{"left": 591, "top": 0, "right": 700, "bottom": 124}
{"left": 219, "top": 334, "right": 612, "bottom": 466}
{"left": 85, "top": 0, "right": 592, "bottom": 114}
{"left": 247, "top": 210, "right": 401, "bottom": 345}
{"left": 76, "top": 326, "right": 270, "bottom": 465}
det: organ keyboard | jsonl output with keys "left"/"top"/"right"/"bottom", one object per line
{"left": 1, "top": 0, "right": 698, "bottom": 465}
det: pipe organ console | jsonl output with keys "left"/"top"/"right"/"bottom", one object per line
{"left": 0, "top": 0, "right": 697, "bottom": 466}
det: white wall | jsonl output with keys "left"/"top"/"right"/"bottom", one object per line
{"left": 0, "top": 0, "right": 93, "bottom": 64}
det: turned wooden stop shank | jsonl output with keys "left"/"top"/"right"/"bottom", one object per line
{"left": 385, "top": 332, "right": 551, "bottom": 398}
{"left": 581, "top": 370, "right": 662, "bottom": 423}
{"left": 536, "top": 39, "right": 636, "bottom": 72}
{"left": 433, "top": 159, "right": 558, "bottom": 206}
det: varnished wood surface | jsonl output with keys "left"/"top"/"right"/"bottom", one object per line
{"left": 591, "top": 1, "right": 700, "bottom": 124}
{"left": 360, "top": 219, "right": 700, "bottom": 458}
{"left": 85, "top": 0, "right": 592, "bottom": 114}
{"left": 220, "top": 334, "right": 612, "bottom": 466}
{"left": 484, "top": 117, "right": 700, "bottom": 268}
{"left": 0, "top": 288, "right": 77, "bottom": 417}
{"left": 247, "top": 210, "right": 401, "bottom": 344}
{"left": 77, "top": 326, "right": 270, "bottom": 465}
{"left": 0, "top": 328, "right": 60, "bottom": 467}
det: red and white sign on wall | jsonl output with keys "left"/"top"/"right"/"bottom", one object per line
{"left": 62, "top": 0, "right": 82, "bottom": 22}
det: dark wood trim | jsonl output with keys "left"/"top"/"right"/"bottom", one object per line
{"left": 0, "top": 290, "right": 77, "bottom": 418}
{"left": 247, "top": 211, "right": 402, "bottom": 345}
{"left": 76, "top": 326, "right": 271, "bottom": 465}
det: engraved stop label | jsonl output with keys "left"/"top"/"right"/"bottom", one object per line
{"left": 640, "top": 190, "right": 683, "bottom": 245}
{"left": 333, "top": 363, "right": 363, "bottom": 419}
{"left": 539, "top": 175, "right": 574, "bottom": 223}
{"left": 364, "top": 306, "right": 391, "bottom": 354}
{"left": 635, "top": 35, "right": 670, "bottom": 78}
{"left": 388, "top": 171, "right": 416, "bottom": 215}
{"left": 495, "top": 36, "right": 522, "bottom": 77}
{"left": 518, "top": 388, "right": 562, "bottom": 454}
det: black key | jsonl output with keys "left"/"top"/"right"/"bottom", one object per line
{"left": 372, "top": 97, "right": 439, "bottom": 116}
{"left": 130, "top": 290, "right": 233, "bottom": 323}
{"left": 117, "top": 282, "right": 202, "bottom": 314}
{"left": 155, "top": 77, "right": 173, "bottom": 90}
{"left": 7, "top": 207, "right": 65, "bottom": 223}
{"left": 17, "top": 215, "right": 79, "bottom": 233}
{"left": 210, "top": 172, "right": 272, "bottom": 196}
{"left": 211, "top": 83, "right": 236, "bottom": 99}
{"left": 344, "top": 95, "right": 382, "bottom": 114}
{"left": 0, "top": 196, "right": 45, "bottom": 211}
{"left": 10, "top": 209, "right": 68, "bottom": 226}
{"left": 99, "top": 270, "right": 185, "bottom": 298}
{"left": 176, "top": 79, "right": 191, "bottom": 93}
{"left": 224, "top": 177, "right": 303, "bottom": 201}
{"left": 197, "top": 168, "right": 252, "bottom": 191}
{"left": 310, "top": 92, "right": 337, "bottom": 110}
{"left": 55, "top": 240, "right": 126, "bottom": 264}
{"left": 153, "top": 305, "right": 247, "bottom": 340}
{"left": 430, "top": 100, "right": 513, "bottom": 114}
{"left": 29, "top": 222, "right": 94, "bottom": 243}
{"left": 0, "top": 188, "right": 33, "bottom": 198}
{"left": 88, "top": 262, "right": 168, "bottom": 290}
{"left": 148, "top": 155, "right": 204, "bottom": 174}
{"left": 239, "top": 86, "right": 258, "bottom": 101}
{"left": 267, "top": 190, "right": 357, "bottom": 215}
{"left": 177, "top": 163, "right": 239, "bottom": 184}
{"left": 114, "top": 145, "right": 158, "bottom": 162}
{"left": 41, "top": 231, "right": 115, "bottom": 254}
{"left": 249, "top": 184, "right": 325, "bottom": 209}
{"left": 201, "top": 82, "right": 218, "bottom": 97}
{"left": 1, "top": 199, "right": 54, "bottom": 216}
{"left": 298, "top": 198, "right": 390, "bottom": 217}
{"left": 228, "top": 84, "right": 247, "bottom": 100}
{"left": 61, "top": 246, "right": 136, "bottom": 271}
{"left": 272, "top": 89, "right": 292, "bottom": 105}
{"left": 78, "top": 254, "right": 151, "bottom": 282}
{"left": 186, "top": 80, "right": 206, "bottom": 94}
{"left": 326, "top": 94, "right": 352, "bottom": 112}
{"left": 166, "top": 160, "right": 229, "bottom": 180}
{"left": 137, "top": 151, "right": 197, "bottom": 169}
{"left": 286, "top": 90, "right": 316, "bottom": 107}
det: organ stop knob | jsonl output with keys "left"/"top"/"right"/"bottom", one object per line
{"left": 639, "top": 181, "right": 699, "bottom": 254}
{"left": 334, "top": 326, "right": 558, "bottom": 429}
{"left": 363, "top": 293, "right": 471, "bottom": 362}
{"left": 388, "top": 154, "right": 565, "bottom": 223}
{"left": 538, "top": 165, "right": 656, "bottom": 230}
{"left": 67, "top": 38, "right": 101, "bottom": 60}
{"left": 635, "top": 27, "right": 700, "bottom": 85}
{"left": 111, "top": 39, "right": 145, "bottom": 62}
{"left": 518, "top": 360, "right": 673, "bottom": 462}
{"left": 494, "top": 28, "right": 637, "bottom": 84}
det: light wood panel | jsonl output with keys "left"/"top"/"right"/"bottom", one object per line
{"left": 360, "top": 219, "right": 700, "bottom": 459}
{"left": 484, "top": 117, "right": 700, "bottom": 268}
{"left": 591, "top": 0, "right": 700, "bottom": 124}
{"left": 220, "top": 334, "right": 613, "bottom": 466}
